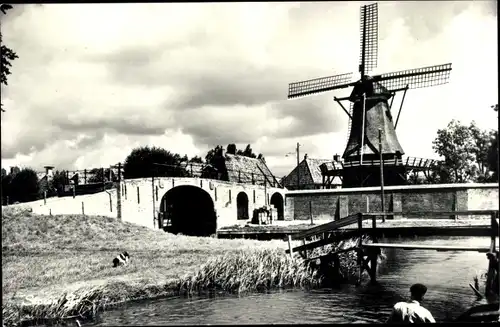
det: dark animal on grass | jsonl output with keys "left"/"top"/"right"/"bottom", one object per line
{"left": 112, "top": 251, "right": 130, "bottom": 267}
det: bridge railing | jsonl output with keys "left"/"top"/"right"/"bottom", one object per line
{"left": 285, "top": 210, "right": 499, "bottom": 258}
{"left": 285, "top": 209, "right": 499, "bottom": 287}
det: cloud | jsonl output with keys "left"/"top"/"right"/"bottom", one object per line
{"left": 1, "top": 2, "right": 497, "bottom": 179}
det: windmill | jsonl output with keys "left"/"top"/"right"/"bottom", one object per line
{"left": 287, "top": 2, "right": 452, "bottom": 188}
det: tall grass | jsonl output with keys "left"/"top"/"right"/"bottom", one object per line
{"left": 2, "top": 206, "right": 369, "bottom": 327}
{"left": 179, "top": 248, "right": 322, "bottom": 295}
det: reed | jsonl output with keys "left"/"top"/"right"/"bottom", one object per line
{"left": 178, "top": 248, "right": 322, "bottom": 295}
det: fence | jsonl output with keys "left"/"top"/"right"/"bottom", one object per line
{"left": 2, "top": 160, "right": 283, "bottom": 205}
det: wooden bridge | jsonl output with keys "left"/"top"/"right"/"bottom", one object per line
{"left": 285, "top": 210, "right": 499, "bottom": 295}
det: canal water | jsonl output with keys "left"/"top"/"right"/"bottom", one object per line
{"left": 85, "top": 236, "right": 493, "bottom": 325}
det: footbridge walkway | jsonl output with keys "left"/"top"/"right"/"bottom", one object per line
{"left": 285, "top": 210, "right": 499, "bottom": 296}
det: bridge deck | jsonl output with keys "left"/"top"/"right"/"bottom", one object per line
{"left": 363, "top": 243, "right": 493, "bottom": 252}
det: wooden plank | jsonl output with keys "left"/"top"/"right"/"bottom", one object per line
{"left": 293, "top": 213, "right": 362, "bottom": 240}
{"left": 362, "top": 210, "right": 498, "bottom": 217}
{"left": 286, "top": 230, "right": 359, "bottom": 254}
{"left": 364, "top": 243, "right": 491, "bottom": 252}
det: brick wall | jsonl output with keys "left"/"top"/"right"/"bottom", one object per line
{"left": 285, "top": 183, "right": 499, "bottom": 221}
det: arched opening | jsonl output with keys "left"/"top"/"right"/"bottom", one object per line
{"left": 236, "top": 192, "right": 249, "bottom": 220}
{"left": 159, "top": 185, "right": 216, "bottom": 236}
{"left": 270, "top": 192, "right": 284, "bottom": 221}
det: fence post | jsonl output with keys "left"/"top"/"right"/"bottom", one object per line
{"left": 252, "top": 172, "right": 255, "bottom": 185}
{"left": 44, "top": 191, "right": 47, "bottom": 205}
{"left": 102, "top": 168, "right": 105, "bottom": 192}
{"left": 84, "top": 169, "right": 87, "bottom": 184}
{"left": 238, "top": 170, "right": 241, "bottom": 183}
{"left": 287, "top": 235, "right": 293, "bottom": 260}
{"left": 109, "top": 192, "right": 113, "bottom": 212}
{"left": 73, "top": 186, "right": 76, "bottom": 199}
{"left": 117, "top": 163, "right": 122, "bottom": 221}
{"left": 152, "top": 176, "right": 155, "bottom": 228}
{"left": 81, "top": 202, "right": 85, "bottom": 215}
{"left": 49, "top": 208, "right": 52, "bottom": 216}
{"left": 137, "top": 186, "right": 140, "bottom": 204}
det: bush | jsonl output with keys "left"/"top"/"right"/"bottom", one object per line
{"left": 8, "top": 168, "right": 40, "bottom": 203}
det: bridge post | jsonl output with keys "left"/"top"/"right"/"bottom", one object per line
{"left": 357, "top": 213, "right": 364, "bottom": 285}
{"left": 485, "top": 211, "right": 498, "bottom": 296}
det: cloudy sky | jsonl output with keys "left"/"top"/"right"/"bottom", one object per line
{"left": 1, "top": 1, "right": 497, "bottom": 177}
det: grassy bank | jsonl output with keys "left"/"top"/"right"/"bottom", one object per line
{"left": 3, "top": 206, "right": 344, "bottom": 326}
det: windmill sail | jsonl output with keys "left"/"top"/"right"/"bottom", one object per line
{"left": 359, "top": 3, "right": 378, "bottom": 76}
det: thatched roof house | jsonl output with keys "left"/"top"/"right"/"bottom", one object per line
{"left": 224, "top": 153, "right": 281, "bottom": 187}
{"left": 282, "top": 154, "right": 342, "bottom": 190}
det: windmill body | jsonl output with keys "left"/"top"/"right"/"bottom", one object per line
{"left": 287, "top": 2, "right": 452, "bottom": 188}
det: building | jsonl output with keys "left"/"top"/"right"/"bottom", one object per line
{"left": 36, "top": 166, "right": 55, "bottom": 195}
{"left": 282, "top": 154, "right": 342, "bottom": 190}
{"left": 224, "top": 153, "right": 281, "bottom": 187}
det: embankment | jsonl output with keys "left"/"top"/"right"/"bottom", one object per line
{"left": 2, "top": 206, "right": 365, "bottom": 326}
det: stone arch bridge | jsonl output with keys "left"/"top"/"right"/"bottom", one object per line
{"left": 123, "top": 177, "right": 285, "bottom": 235}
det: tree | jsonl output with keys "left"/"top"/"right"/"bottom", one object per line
{"left": 9, "top": 168, "right": 40, "bottom": 203}
{"left": 432, "top": 119, "right": 497, "bottom": 183}
{"left": 203, "top": 145, "right": 227, "bottom": 180}
{"left": 236, "top": 144, "right": 257, "bottom": 158}
{"left": 227, "top": 144, "right": 237, "bottom": 155}
{"left": 486, "top": 136, "right": 498, "bottom": 182}
{"left": 51, "top": 170, "right": 69, "bottom": 195}
{"left": 123, "top": 146, "right": 188, "bottom": 179}
{"left": 189, "top": 156, "right": 204, "bottom": 164}
{"left": 1, "top": 4, "right": 18, "bottom": 112}
{"left": 87, "top": 168, "right": 116, "bottom": 183}
{"left": 469, "top": 122, "right": 497, "bottom": 182}
{"left": 1, "top": 171, "right": 13, "bottom": 204}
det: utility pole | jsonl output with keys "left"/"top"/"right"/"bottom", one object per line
{"left": 152, "top": 172, "right": 156, "bottom": 228}
{"left": 493, "top": 104, "right": 499, "bottom": 183}
{"left": 378, "top": 129, "right": 385, "bottom": 223}
{"left": 286, "top": 142, "right": 302, "bottom": 190}
{"left": 296, "top": 142, "right": 301, "bottom": 190}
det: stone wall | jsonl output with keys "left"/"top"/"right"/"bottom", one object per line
{"left": 285, "top": 183, "right": 499, "bottom": 221}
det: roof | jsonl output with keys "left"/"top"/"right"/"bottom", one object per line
{"left": 304, "top": 158, "right": 342, "bottom": 185}
{"left": 282, "top": 157, "right": 343, "bottom": 188}
{"left": 224, "top": 154, "right": 279, "bottom": 186}
{"left": 36, "top": 172, "right": 46, "bottom": 181}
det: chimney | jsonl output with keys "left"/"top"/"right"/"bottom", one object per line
{"left": 333, "top": 154, "right": 340, "bottom": 162}
{"left": 304, "top": 153, "right": 308, "bottom": 160}
{"left": 44, "top": 166, "right": 55, "bottom": 179}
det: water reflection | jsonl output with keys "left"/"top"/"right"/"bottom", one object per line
{"left": 85, "top": 236, "right": 492, "bottom": 325}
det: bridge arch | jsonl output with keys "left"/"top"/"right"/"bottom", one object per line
{"left": 160, "top": 185, "right": 216, "bottom": 236}
{"left": 270, "top": 192, "right": 284, "bottom": 220}
{"left": 236, "top": 191, "right": 249, "bottom": 220}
